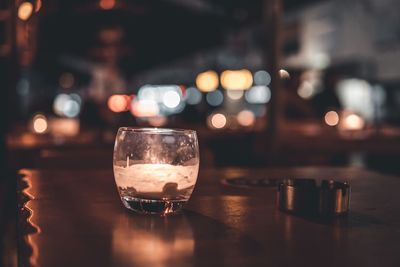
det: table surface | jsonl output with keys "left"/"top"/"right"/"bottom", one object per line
{"left": 17, "top": 166, "right": 400, "bottom": 267}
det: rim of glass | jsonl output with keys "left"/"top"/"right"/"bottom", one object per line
{"left": 118, "top": 127, "right": 196, "bottom": 134}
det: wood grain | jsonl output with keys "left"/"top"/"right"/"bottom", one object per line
{"left": 17, "top": 167, "right": 400, "bottom": 267}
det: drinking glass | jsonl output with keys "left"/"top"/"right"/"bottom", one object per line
{"left": 113, "top": 127, "right": 199, "bottom": 215}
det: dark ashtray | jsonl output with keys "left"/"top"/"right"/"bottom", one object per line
{"left": 277, "top": 178, "right": 350, "bottom": 218}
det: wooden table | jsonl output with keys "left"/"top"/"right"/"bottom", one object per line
{"left": 17, "top": 167, "right": 400, "bottom": 267}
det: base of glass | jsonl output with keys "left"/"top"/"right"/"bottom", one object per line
{"left": 121, "top": 196, "right": 187, "bottom": 215}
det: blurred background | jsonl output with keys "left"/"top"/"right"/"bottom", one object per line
{"left": 1, "top": 0, "right": 400, "bottom": 173}
{"left": 1, "top": 0, "right": 400, "bottom": 264}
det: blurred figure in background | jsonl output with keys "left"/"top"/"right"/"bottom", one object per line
{"left": 82, "top": 26, "right": 130, "bottom": 128}
{"left": 312, "top": 69, "right": 341, "bottom": 117}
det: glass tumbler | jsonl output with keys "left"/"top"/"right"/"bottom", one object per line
{"left": 113, "top": 127, "right": 199, "bottom": 215}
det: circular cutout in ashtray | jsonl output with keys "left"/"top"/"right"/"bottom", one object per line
{"left": 221, "top": 177, "right": 279, "bottom": 188}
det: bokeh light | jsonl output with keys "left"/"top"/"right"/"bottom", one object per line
{"left": 130, "top": 99, "right": 160, "bottom": 117}
{"left": 220, "top": 69, "right": 253, "bottom": 90}
{"left": 254, "top": 70, "right": 271, "bottom": 86}
{"left": 341, "top": 113, "right": 365, "bottom": 130}
{"left": 63, "top": 100, "right": 80, "bottom": 118}
{"left": 54, "top": 94, "right": 70, "bottom": 116}
{"left": 226, "top": 90, "right": 244, "bottom": 100}
{"left": 163, "top": 91, "right": 181, "bottom": 108}
{"left": 138, "top": 85, "right": 157, "bottom": 101}
{"left": 99, "top": 0, "right": 116, "bottom": 10}
{"left": 137, "top": 85, "right": 184, "bottom": 115}
{"left": 297, "top": 81, "right": 315, "bottom": 99}
{"left": 70, "top": 93, "right": 82, "bottom": 105}
{"left": 209, "top": 113, "right": 227, "bottom": 129}
{"left": 279, "top": 69, "right": 290, "bottom": 79}
{"left": 206, "top": 90, "right": 223, "bottom": 106}
{"left": 35, "top": 0, "right": 42, "bottom": 12}
{"left": 108, "top": 95, "right": 129, "bottom": 112}
{"left": 245, "top": 85, "right": 271, "bottom": 104}
{"left": 237, "top": 110, "right": 255, "bottom": 127}
{"left": 185, "top": 87, "right": 202, "bottom": 105}
{"left": 195, "top": 71, "right": 219, "bottom": 92}
{"left": 18, "top": 2, "right": 34, "bottom": 21}
{"left": 59, "top": 73, "right": 75, "bottom": 89}
{"left": 53, "top": 94, "right": 81, "bottom": 118}
{"left": 324, "top": 111, "right": 339, "bottom": 126}
{"left": 337, "top": 79, "right": 374, "bottom": 121}
{"left": 32, "top": 114, "right": 48, "bottom": 134}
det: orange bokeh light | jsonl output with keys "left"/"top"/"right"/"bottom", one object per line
{"left": 209, "top": 113, "right": 227, "bottom": 129}
{"left": 279, "top": 69, "right": 290, "bottom": 79}
{"left": 32, "top": 114, "right": 48, "bottom": 134}
{"left": 108, "top": 95, "right": 130, "bottom": 112}
{"left": 18, "top": 2, "right": 34, "bottom": 21}
{"left": 324, "top": 111, "right": 339, "bottom": 126}
{"left": 343, "top": 113, "right": 364, "bottom": 130}
{"left": 237, "top": 110, "right": 255, "bottom": 127}
{"left": 35, "top": 0, "right": 42, "bottom": 12}
{"left": 220, "top": 69, "right": 253, "bottom": 91}
{"left": 196, "top": 70, "right": 219, "bottom": 92}
{"left": 99, "top": 0, "right": 116, "bottom": 10}
{"left": 130, "top": 100, "right": 159, "bottom": 117}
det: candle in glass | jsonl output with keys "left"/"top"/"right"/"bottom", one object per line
{"left": 113, "top": 128, "right": 199, "bottom": 215}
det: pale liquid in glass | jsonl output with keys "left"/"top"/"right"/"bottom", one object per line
{"left": 114, "top": 163, "right": 199, "bottom": 214}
